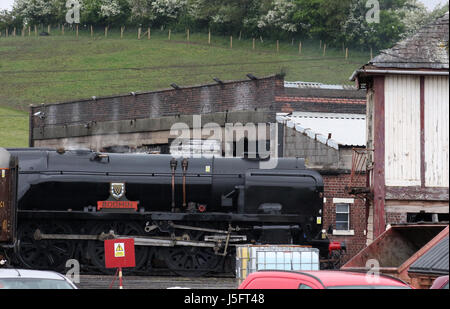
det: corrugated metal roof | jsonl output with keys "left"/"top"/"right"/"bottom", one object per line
{"left": 276, "top": 112, "right": 366, "bottom": 149}
{"left": 409, "top": 236, "right": 449, "bottom": 275}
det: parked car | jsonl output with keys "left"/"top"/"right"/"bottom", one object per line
{"left": 430, "top": 276, "right": 449, "bottom": 289}
{"left": 239, "top": 270, "right": 412, "bottom": 289}
{"left": 0, "top": 269, "right": 77, "bottom": 289}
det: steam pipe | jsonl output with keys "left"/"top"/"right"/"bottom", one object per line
{"left": 170, "top": 158, "right": 177, "bottom": 212}
{"left": 182, "top": 158, "right": 189, "bottom": 208}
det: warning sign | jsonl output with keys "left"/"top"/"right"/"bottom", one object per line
{"left": 104, "top": 239, "right": 136, "bottom": 269}
{"left": 114, "top": 243, "right": 125, "bottom": 257}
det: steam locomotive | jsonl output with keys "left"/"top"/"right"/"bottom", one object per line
{"left": 0, "top": 148, "right": 343, "bottom": 276}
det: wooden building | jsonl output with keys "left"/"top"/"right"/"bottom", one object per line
{"left": 350, "top": 13, "right": 449, "bottom": 241}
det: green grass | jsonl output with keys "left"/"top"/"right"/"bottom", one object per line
{"left": 0, "top": 106, "right": 28, "bottom": 148}
{"left": 0, "top": 27, "right": 370, "bottom": 147}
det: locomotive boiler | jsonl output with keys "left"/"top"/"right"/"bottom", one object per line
{"left": 0, "top": 148, "right": 341, "bottom": 276}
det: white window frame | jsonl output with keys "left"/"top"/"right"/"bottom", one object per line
{"left": 333, "top": 198, "right": 355, "bottom": 236}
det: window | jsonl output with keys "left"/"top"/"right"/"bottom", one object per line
{"left": 335, "top": 204, "right": 350, "bottom": 231}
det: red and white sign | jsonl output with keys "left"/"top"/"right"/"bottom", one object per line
{"left": 97, "top": 200, "right": 138, "bottom": 211}
{"left": 104, "top": 238, "right": 136, "bottom": 269}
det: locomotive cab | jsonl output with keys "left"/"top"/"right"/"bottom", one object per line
{"left": 0, "top": 148, "right": 18, "bottom": 249}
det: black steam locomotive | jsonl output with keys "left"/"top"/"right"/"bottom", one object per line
{"left": 0, "top": 148, "right": 342, "bottom": 276}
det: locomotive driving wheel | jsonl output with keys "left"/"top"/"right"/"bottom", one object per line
{"left": 161, "top": 227, "right": 223, "bottom": 277}
{"left": 87, "top": 221, "right": 148, "bottom": 274}
{"left": 17, "top": 221, "right": 75, "bottom": 271}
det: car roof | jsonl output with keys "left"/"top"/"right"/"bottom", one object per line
{"left": 0, "top": 269, "right": 66, "bottom": 280}
{"left": 252, "top": 270, "right": 408, "bottom": 287}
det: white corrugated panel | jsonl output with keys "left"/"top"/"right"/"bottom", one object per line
{"left": 284, "top": 112, "right": 366, "bottom": 147}
{"left": 425, "top": 76, "right": 449, "bottom": 187}
{"left": 384, "top": 75, "right": 421, "bottom": 186}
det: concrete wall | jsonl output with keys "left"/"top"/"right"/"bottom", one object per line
{"left": 282, "top": 125, "right": 353, "bottom": 170}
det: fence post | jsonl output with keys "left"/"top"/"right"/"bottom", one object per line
{"left": 138, "top": 27, "right": 141, "bottom": 40}
{"left": 47, "top": 25, "right": 50, "bottom": 34}
{"left": 34, "top": 25, "right": 37, "bottom": 37}
{"left": 187, "top": 29, "right": 190, "bottom": 42}
{"left": 370, "top": 47, "right": 373, "bottom": 59}
{"left": 120, "top": 26, "right": 124, "bottom": 39}
{"left": 208, "top": 29, "right": 211, "bottom": 45}
{"left": 253, "top": 38, "right": 255, "bottom": 50}
{"left": 230, "top": 35, "right": 233, "bottom": 49}
{"left": 345, "top": 47, "right": 348, "bottom": 60}
{"left": 148, "top": 27, "right": 151, "bottom": 40}
{"left": 299, "top": 41, "right": 302, "bottom": 55}
{"left": 276, "top": 40, "right": 279, "bottom": 53}
{"left": 168, "top": 29, "right": 171, "bottom": 40}
{"left": 105, "top": 26, "right": 108, "bottom": 38}
{"left": 323, "top": 43, "right": 326, "bottom": 56}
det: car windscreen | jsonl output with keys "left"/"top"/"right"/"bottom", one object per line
{"left": 327, "top": 285, "right": 411, "bottom": 289}
{"left": 0, "top": 278, "right": 74, "bottom": 289}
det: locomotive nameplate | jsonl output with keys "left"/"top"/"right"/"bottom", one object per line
{"left": 97, "top": 200, "right": 138, "bottom": 211}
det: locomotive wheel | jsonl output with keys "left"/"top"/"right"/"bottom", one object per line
{"left": 162, "top": 246, "right": 222, "bottom": 277}
{"left": 17, "top": 221, "right": 75, "bottom": 271}
{"left": 161, "top": 227, "right": 223, "bottom": 277}
{"left": 87, "top": 221, "right": 148, "bottom": 274}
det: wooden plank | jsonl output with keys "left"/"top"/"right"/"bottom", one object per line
{"left": 386, "top": 186, "right": 449, "bottom": 201}
{"left": 373, "top": 76, "right": 386, "bottom": 238}
{"left": 420, "top": 76, "right": 425, "bottom": 188}
{"left": 424, "top": 76, "right": 449, "bottom": 187}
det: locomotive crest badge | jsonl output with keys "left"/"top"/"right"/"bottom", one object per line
{"left": 110, "top": 183, "right": 125, "bottom": 200}
{"left": 97, "top": 182, "right": 139, "bottom": 212}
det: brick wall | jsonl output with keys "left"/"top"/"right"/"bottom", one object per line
{"left": 31, "top": 75, "right": 285, "bottom": 129}
{"left": 322, "top": 173, "right": 368, "bottom": 265}
{"left": 386, "top": 212, "right": 408, "bottom": 225}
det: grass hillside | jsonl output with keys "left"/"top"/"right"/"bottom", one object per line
{"left": 0, "top": 28, "right": 370, "bottom": 147}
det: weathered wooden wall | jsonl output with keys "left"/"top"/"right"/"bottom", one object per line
{"left": 424, "top": 76, "right": 449, "bottom": 188}
{"left": 384, "top": 75, "right": 421, "bottom": 187}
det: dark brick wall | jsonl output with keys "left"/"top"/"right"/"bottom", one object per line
{"left": 322, "top": 173, "right": 368, "bottom": 265}
{"left": 386, "top": 212, "right": 408, "bottom": 225}
{"left": 31, "top": 75, "right": 285, "bottom": 128}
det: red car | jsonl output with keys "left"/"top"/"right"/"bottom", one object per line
{"left": 430, "top": 276, "right": 449, "bottom": 289}
{"left": 239, "top": 271, "right": 412, "bottom": 289}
